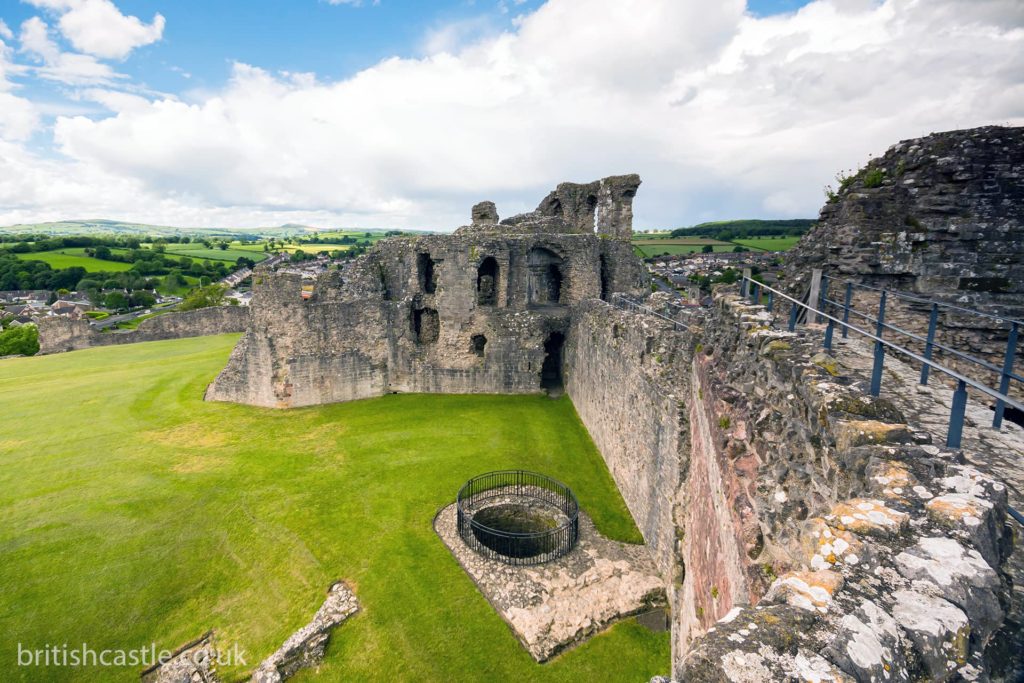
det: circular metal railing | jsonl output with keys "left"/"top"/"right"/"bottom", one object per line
{"left": 456, "top": 470, "right": 580, "bottom": 566}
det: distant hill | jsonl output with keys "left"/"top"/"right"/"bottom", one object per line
{"left": 670, "top": 218, "right": 815, "bottom": 240}
{"left": 0, "top": 220, "right": 408, "bottom": 240}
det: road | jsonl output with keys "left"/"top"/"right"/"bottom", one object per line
{"left": 92, "top": 301, "right": 178, "bottom": 330}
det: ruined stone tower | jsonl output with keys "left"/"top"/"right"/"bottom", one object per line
{"left": 205, "top": 175, "right": 645, "bottom": 408}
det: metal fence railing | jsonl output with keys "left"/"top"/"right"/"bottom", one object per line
{"left": 610, "top": 293, "right": 692, "bottom": 331}
{"left": 456, "top": 470, "right": 580, "bottom": 566}
{"left": 739, "top": 275, "right": 1024, "bottom": 448}
{"left": 739, "top": 274, "right": 1024, "bottom": 528}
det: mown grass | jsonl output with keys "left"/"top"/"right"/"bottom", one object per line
{"left": 0, "top": 335, "right": 665, "bottom": 682}
{"left": 14, "top": 248, "right": 135, "bottom": 272}
{"left": 633, "top": 243, "right": 737, "bottom": 257}
{"left": 730, "top": 236, "right": 801, "bottom": 252}
{"left": 163, "top": 245, "right": 268, "bottom": 262}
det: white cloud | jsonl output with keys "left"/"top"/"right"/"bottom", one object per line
{"left": 2, "top": 0, "right": 1023, "bottom": 229}
{"left": 325, "top": 0, "right": 380, "bottom": 6}
{"left": 26, "top": 0, "right": 164, "bottom": 60}
{"left": 0, "top": 29, "right": 39, "bottom": 139}
{"left": 19, "top": 16, "right": 121, "bottom": 85}
{"left": 0, "top": 20, "right": 14, "bottom": 41}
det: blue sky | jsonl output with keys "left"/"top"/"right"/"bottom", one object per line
{"left": 3, "top": 0, "right": 809, "bottom": 104}
{"left": 0, "top": 0, "right": 1020, "bottom": 230}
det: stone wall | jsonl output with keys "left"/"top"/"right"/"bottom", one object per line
{"left": 565, "top": 300, "right": 693, "bottom": 579}
{"left": 785, "top": 125, "right": 1024, "bottom": 396}
{"left": 207, "top": 176, "right": 647, "bottom": 409}
{"left": 566, "top": 288, "right": 1015, "bottom": 680}
{"left": 37, "top": 306, "right": 249, "bottom": 354}
{"left": 671, "top": 291, "right": 1015, "bottom": 681}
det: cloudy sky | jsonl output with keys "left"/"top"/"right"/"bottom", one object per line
{"left": 0, "top": 0, "right": 1021, "bottom": 231}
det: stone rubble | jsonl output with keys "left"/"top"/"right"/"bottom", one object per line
{"left": 434, "top": 500, "right": 664, "bottom": 661}
{"left": 250, "top": 581, "right": 359, "bottom": 683}
{"left": 666, "top": 292, "right": 1015, "bottom": 682}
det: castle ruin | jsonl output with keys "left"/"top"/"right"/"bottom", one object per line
{"left": 203, "top": 130, "right": 1023, "bottom": 682}
{"left": 205, "top": 174, "right": 645, "bottom": 407}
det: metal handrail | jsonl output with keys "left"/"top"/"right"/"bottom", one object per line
{"left": 610, "top": 293, "right": 691, "bottom": 331}
{"left": 823, "top": 296, "right": 1024, "bottom": 384}
{"left": 740, "top": 276, "right": 1024, "bottom": 449}
{"left": 829, "top": 276, "right": 1024, "bottom": 328}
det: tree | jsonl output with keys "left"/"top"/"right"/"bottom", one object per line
{"left": 218, "top": 242, "right": 228, "bottom": 251}
{"left": 94, "top": 245, "right": 112, "bottom": 260}
{"left": 701, "top": 244, "right": 714, "bottom": 254}
{"left": 163, "top": 269, "right": 186, "bottom": 291}
{"left": 733, "top": 245, "right": 748, "bottom": 253}
{"left": 104, "top": 291, "right": 129, "bottom": 311}
{"left": 129, "top": 290, "right": 156, "bottom": 308}
{"left": 76, "top": 278, "right": 100, "bottom": 292}
{"left": 179, "top": 284, "right": 227, "bottom": 311}
{"left": 0, "top": 325, "right": 39, "bottom": 356}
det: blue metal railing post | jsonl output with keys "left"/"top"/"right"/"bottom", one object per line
{"left": 947, "top": 379, "right": 968, "bottom": 448}
{"left": 739, "top": 277, "right": 746, "bottom": 297}
{"left": 869, "top": 290, "right": 888, "bottom": 396}
{"left": 788, "top": 301, "right": 798, "bottom": 332}
{"left": 824, "top": 319, "right": 835, "bottom": 350}
{"left": 841, "top": 282, "right": 853, "bottom": 339}
{"left": 767, "top": 290, "right": 774, "bottom": 313}
{"left": 919, "top": 303, "right": 939, "bottom": 386}
{"left": 993, "top": 322, "right": 1019, "bottom": 430}
{"left": 752, "top": 282, "right": 760, "bottom": 305}
{"left": 817, "top": 275, "right": 828, "bottom": 324}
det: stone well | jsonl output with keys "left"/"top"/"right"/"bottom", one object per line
{"left": 456, "top": 470, "right": 580, "bottom": 566}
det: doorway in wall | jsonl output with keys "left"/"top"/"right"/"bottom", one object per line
{"left": 541, "top": 332, "right": 565, "bottom": 392}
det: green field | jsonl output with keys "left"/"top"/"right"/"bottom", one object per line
{"left": 163, "top": 244, "right": 268, "bottom": 262}
{"left": 282, "top": 243, "right": 355, "bottom": 252}
{"left": 0, "top": 336, "right": 666, "bottom": 682}
{"left": 14, "top": 248, "right": 135, "bottom": 272}
{"left": 730, "top": 236, "right": 801, "bottom": 252}
{"left": 632, "top": 242, "right": 736, "bottom": 257}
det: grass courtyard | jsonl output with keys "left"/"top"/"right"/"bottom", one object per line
{"left": 0, "top": 335, "right": 667, "bottom": 681}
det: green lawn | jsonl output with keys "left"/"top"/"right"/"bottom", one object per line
{"left": 164, "top": 245, "right": 268, "bottom": 262}
{"left": 633, "top": 243, "right": 736, "bottom": 257}
{"left": 730, "top": 236, "right": 801, "bottom": 252}
{"left": 283, "top": 243, "right": 355, "bottom": 253}
{"left": 14, "top": 248, "right": 135, "bottom": 272}
{"left": 0, "top": 336, "right": 665, "bottom": 682}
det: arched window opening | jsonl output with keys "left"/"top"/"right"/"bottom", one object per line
{"left": 417, "top": 253, "right": 437, "bottom": 294}
{"left": 528, "top": 247, "right": 564, "bottom": 306}
{"left": 599, "top": 254, "right": 610, "bottom": 301}
{"left": 412, "top": 306, "right": 439, "bottom": 344}
{"left": 471, "top": 334, "right": 487, "bottom": 357}
{"left": 477, "top": 257, "right": 499, "bottom": 306}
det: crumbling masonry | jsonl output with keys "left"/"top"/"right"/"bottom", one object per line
{"left": 206, "top": 141, "right": 1020, "bottom": 681}
{"left": 205, "top": 174, "right": 645, "bottom": 407}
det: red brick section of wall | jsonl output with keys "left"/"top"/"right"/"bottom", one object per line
{"left": 674, "top": 290, "right": 1013, "bottom": 682}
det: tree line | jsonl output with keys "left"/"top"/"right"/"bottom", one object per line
{"left": 670, "top": 219, "right": 814, "bottom": 241}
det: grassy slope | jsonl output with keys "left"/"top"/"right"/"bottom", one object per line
{"left": 633, "top": 243, "right": 737, "bottom": 257}
{"left": 163, "top": 245, "right": 268, "bottom": 262}
{"left": 0, "top": 336, "right": 666, "bottom": 682}
{"left": 730, "top": 236, "right": 801, "bottom": 251}
{"left": 14, "top": 248, "right": 135, "bottom": 272}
